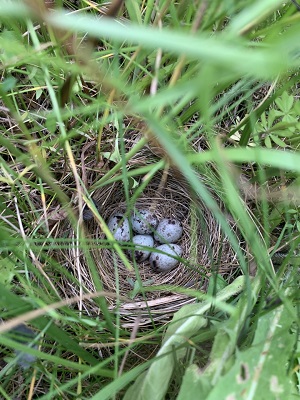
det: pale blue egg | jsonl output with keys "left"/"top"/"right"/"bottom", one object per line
{"left": 154, "top": 218, "right": 183, "bottom": 243}
{"left": 150, "top": 244, "right": 182, "bottom": 272}
{"left": 107, "top": 214, "right": 130, "bottom": 241}
{"left": 131, "top": 209, "right": 159, "bottom": 235}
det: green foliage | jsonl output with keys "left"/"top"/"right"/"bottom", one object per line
{"left": 177, "top": 365, "right": 211, "bottom": 400}
{"left": 206, "top": 305, "right": 295, "bottom": 400}
{"left": 253, "top": 91, "right": 300, "bottom": 148}
{"left": 0, "top": 255, "right": 15, "bottom": 288}
{"left": 124, "top": 277, "right": 245, "bottom": 400}
{"left": 0, "top": 0, "right": 299, "bottom": 398}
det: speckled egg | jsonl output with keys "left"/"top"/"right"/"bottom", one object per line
{"left": 128, "top": 234, "right": 154, "bottom": 262}
{"left": 107, "top": 214, "right": 130, "bottom": 242}
{"left": 154, "top": 218, "right": 183, "bottom": 243}
{"left": 131, "top": 209, "right": 159, "bottom": 235}
{"left": 149, "top": 244, "right": 183, "bottom": 272}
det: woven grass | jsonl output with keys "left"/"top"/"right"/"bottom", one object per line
{"left": 58, "top": 150, "right": 243, "bottom": 327}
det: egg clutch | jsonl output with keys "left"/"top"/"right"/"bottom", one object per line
{"left": 107, "top": 209, "right": 183, "bottom": 273}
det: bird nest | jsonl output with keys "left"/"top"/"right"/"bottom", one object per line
{"left": 58, "top": 163, "right": 242, "bottom": 328}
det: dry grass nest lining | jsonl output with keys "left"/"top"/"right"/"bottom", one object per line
{"left": 59, "top": 169, "right": 242, "bottom": 326}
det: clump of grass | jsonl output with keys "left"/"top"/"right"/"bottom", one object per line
{"left": 0, "top": 0, "right": 299, "bottom": 398}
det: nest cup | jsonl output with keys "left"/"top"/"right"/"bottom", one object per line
{"left": 63, "top": 168, "right": 241, "bottom": 327}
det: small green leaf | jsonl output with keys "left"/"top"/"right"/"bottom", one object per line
{"left": 287, "top": 209, "right": 298, "bottom": 214}
{"left": 282, "top": 114, "right": 297, "bottom": 132}
{"left": 128, "top": 176, "right": 139, "bottom": 189}
{"left": 269, "top": 134, "right": 286, "bottom": 148}
{"left": 272, "top": 109, "right": 284, "bottom": 118}
{"left": 267, "top": 109, "right": 277, "bottom": 127}
{"left": 272, "top": 122, "right": 295, "bottom": 137}
{"left": 0, "top": 76, "right": 17, "bottom": 92}
{"left": 45, "top": 115, "right": 57, "bottom": 134}
{"left": 275, "top": 91, "right": 294, "bottom": 114}
{"left": 261, "top": 112, "right": 268, "bottom": 129}
{"left": 265, "top": 135, "right": 272, "bottom": 148}
{"left": 292, "top": 101, "right": 300, "bottom": 115}
{"left": 102, "top": 135, "right": 121, "bottom": 163}
{"left": 0, "top": 255, "right": 16, "bottom": 287}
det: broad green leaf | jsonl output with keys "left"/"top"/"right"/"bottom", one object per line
{"left": 125, "top": 276, "right": 246, "bottom": 400}
{"left": 177, "top": 365, "right": 212, "bottom": 400}
{"left": 203, "top": 276, "right": 262, "bottom": 384}
{"left": 123, "top": 372, "right": 148, "bottom": 400}
{"left": 206, "top": 305, "right": 295, "bottom": 400}
{"left": 164, "top": 276, "right": 246, "bottom": 345}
